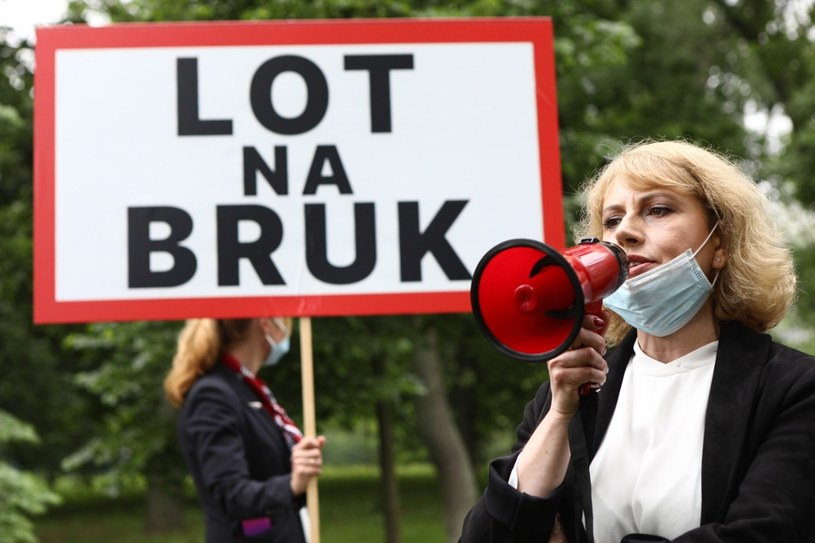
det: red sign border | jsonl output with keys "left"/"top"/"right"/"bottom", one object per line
{"left": 33, "top": 17, "right": 564, "bottom": 323}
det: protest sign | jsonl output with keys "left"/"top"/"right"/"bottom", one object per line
{"left": 34, "top": 18, "right": 562, "bottom": 323}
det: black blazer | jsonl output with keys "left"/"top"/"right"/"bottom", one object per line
{"left": 459, "top": 321, "right": 815, "bottom": 542}
{"left": 178, "top": 364, "right": 306, "bottom": 543}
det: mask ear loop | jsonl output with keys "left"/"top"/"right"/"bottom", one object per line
{"left": 264, "top": 318, "right": 289, "bottom": 351}
{"left": 690, "top": 221, "right": 722, "bottom": 288}
{"left": 691, "top": 221, "right": 720, "bottom": 259}
{"left": 271, "top": 317, "right": 289, "bottom": 337}
{"left": 695, "top": 222, "right": 722, "bottom": 288}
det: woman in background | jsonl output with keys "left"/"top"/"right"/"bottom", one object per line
{"left": 165, "top": 317, "right": 325, "bottom": 543}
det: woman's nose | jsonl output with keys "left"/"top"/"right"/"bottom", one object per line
{"left": 612, "top": 215, "right": 643, "bottom": 247}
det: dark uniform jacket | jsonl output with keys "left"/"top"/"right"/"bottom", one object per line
{"left": 178, "top": 364, "right": 306, "bottom": 543}
{"left": 460, "top": 322, "right": 815, "bottom": 543}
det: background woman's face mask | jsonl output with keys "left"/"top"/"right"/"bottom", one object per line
{"left": 603, "top": 223, "right": 719, "bottom": 337}
{"left": 263, "top": 336, "right": 290, "bottom": 367}
{"left": 263, "top": 318, "right": 291, "bottom": 367}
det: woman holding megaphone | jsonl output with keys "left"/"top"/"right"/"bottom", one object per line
{"left": 460, "top": 140, "right": 815, "bottom": 543}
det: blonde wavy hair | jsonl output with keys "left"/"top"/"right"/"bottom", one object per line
{"left": 575, "top": 140, "right": 797, "bottom": 345}
{"left": 163, "top": 316, "right": 302, "bottom": 407}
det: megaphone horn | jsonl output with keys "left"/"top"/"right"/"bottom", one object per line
{"left": 470, "top": 238, "right": 628, "bottom": 365}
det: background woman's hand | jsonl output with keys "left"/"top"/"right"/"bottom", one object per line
{"left": 546, "top": 313, "right": 609, "bottom": 418}
{"left": 289, "top": 435, "right": 326, "bottom": 497}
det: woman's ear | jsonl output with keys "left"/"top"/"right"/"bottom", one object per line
{"left": 262, "top": 317, "right": 290, "bottom": 342}
{"left": 712, "top": 246, "right": 727, "bottom": 271}
{"left": 257, "top": 317, "right": 275, "bottom": 337}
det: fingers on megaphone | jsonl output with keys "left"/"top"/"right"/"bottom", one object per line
{"left": 588, "top": 312, "right": 610, "bottom": 337}
{"left": 570, "top": 318, "right": 607, "bottom": 356}
{"left": 549, "top": 348, "right": 607, "bottom": 395}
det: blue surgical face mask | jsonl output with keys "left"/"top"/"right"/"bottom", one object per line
{"left": 263, "top": 318, "right": 290, "bottom": 367}
{"left": 263, "top": 336, "right": 290, "bottom": 367}
{"left": 603, "top": 223, "right": 719, "bottom": 337}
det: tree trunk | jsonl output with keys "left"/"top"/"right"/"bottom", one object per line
{"left": 374, "top": 354, "right": 402, "bottom": 543}
{"left": 144, "top": 473, "right": 186, "bottom": 533}
{"left": 412, "top": 328, "right": 478, "bottom": 543}
{"left": 144, "top": 399, "right": 187, "bottom": 534}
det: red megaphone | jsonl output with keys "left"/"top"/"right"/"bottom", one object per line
{"left": 470, "top": 238, "right": 628, "bottom": 367}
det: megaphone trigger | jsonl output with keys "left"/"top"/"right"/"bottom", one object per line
{"left": 470, "top": 238, "right": 628, "bottom": 394}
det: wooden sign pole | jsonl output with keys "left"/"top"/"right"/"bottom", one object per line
{"left": 299, "top": 317, "right": 320, "bottom": 543}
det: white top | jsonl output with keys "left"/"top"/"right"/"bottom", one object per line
{"left": 589, "top": 340, "right": 717, "bottom": 542}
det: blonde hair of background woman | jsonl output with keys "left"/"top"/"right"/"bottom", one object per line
{"left": 164, "top": 319, "right": 253, "bottom": 407}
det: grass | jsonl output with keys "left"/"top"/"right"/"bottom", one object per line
{"left": 35, "top": 465, "right": 448, "bottom": 543}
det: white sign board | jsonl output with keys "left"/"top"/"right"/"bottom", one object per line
{"left": 34, "top": 18, "right": 564, "bottom": 323}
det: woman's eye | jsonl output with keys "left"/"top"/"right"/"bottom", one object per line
{"left": 649, "top": 206, "right": 671, "bottom": 217}
{"left": 602, "top": 217, "right": 621, "bottom": 230}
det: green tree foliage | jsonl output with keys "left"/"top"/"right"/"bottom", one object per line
{"left": 0, "top": 411, "right": 60, "bottom": 543}
{"left": 707, "top": 0, "right": 815, "bottom": 326}
{"left": 0, "top": 26, "right": 101, "bottom": 485}
{"left": 61, "top": 322, "right": 186, "bottom": 497}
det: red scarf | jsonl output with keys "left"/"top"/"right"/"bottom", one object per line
{"left": 221, "top": 353, "right": 303, "bottom": 448}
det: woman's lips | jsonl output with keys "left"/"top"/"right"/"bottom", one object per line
{"left": 626, "top": 257, "right": 654, "bottom": 278}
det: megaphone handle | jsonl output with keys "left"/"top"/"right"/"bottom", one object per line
{"left": 578, "top": 301, "right": 606, "bottom": 396}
